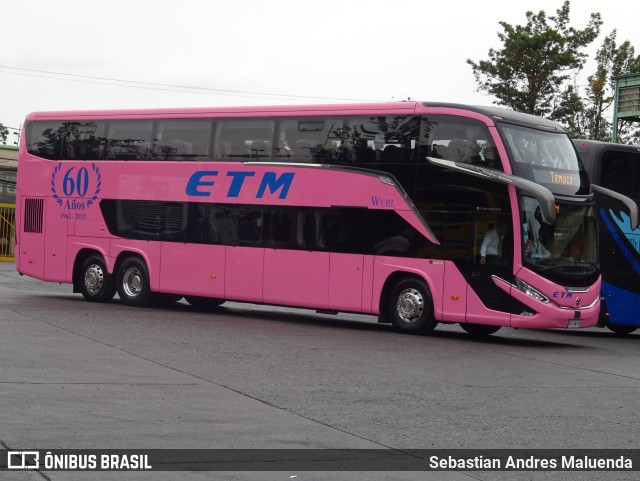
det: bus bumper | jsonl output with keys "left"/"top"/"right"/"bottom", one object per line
{"left": 511, "top": 290, "right": 600, "bottom": 329}
{"left": 510, "top": 299, "right": 600, "bottom": 329}
{"left": 493, "top": 276, "right": 601, "bottom": 329}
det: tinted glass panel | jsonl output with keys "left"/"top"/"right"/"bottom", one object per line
{"left": 105, "top": 121, "right": 153, "bottom": 160}
{"left": 154, "top": 119, "right": 211, "bottom": 160}
{"left": 100, "top": 200, "right": 438, "bottom": 258}
{"left": 344, "top": 116, "right": 419, "bottom": 165}
{"left": 101, "top": 200, "right": 187, "bottom": 240}
{"left": 187, "top": 203, "right": 221, "bottom": 244}
{"left": 262, "top": 206, "right": 323, "bottom": 250}
{"left": 66, "top": 121, "right": 107, "bottom": 160}
{"left": 214, "top": 119, "right": 275, "bottom": 161}
{"left": 210, "top": 205, "right": 264, "bottom": 246}
{"left": 276, "top": 118, "right": 346, "bottom": 163}
{"left": 366, "top": 209, "right": 423, "bottom": 257}
{"left": 600, "top": 151, "right": 635, "bottom": 198}
{"left": 324, "top": 207, "right": 366, "bottom": 254}
{"left": 501, "top": 123, "right": 588, "bottom": 195}
{"left": 27, "top": 122, "right": 60, "bottom": 159}
{"left": 421, "top": 115, "right": 501, "bottom": 170}
{"left": 26, "top": 121, "right": 107, "bottom": 160}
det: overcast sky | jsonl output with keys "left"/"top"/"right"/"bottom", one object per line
{"left": 1, "top": 0, "right": 637, "bottom": 141}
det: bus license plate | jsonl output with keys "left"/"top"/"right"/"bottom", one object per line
{"left": 568, "top": 320, "right": 581, "bottom": 328}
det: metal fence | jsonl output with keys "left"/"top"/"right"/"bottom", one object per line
{"left": 0, "top": 203, "right": 15, "bottom": 262}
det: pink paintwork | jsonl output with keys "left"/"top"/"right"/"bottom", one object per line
{"left": 15, "top": 102, "right": 601, "bottom": 331}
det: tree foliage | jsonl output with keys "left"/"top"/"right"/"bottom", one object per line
{"left": 0, "top": 123, "right": 9, "bottom": 145}
{"left": 575, "top": 30, "right": 640, "bottom": 141}
{"left": 467, "top": 1, "right": 602, "bottom": 126}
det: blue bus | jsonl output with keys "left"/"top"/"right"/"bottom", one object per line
{"left": 574, "top": 139, "right": 640, "bottom": 334}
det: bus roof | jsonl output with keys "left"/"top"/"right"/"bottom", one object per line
{"left": 421, "top": 102, "right": 566, "bottom": 132}
{"left": 25, "top": 102, "right": 418, "bottom": 121}
{"left": 25, "top": 101, "right": 567, "bottom": 132}
{"left": 573, "top": 139, "right": 640, "bottom": 153}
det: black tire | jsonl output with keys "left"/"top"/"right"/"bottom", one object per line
{"left": 116, "top": 257, "right": 153, "bottom": 307}
{"left": 387, "top": 277, "right": 437, "bottom": 334}
{"left": 460, "top": 323, "right": 501, "bottom": 337}
{"left": 79, "top": 254, "right": 116, "bottom": 302}
{"left": 607, "top": 324, "right": 637, "bottom": 335}
{"left": 185, "top": 295, "right": 226, "bottom": 309}
{"left": 153, "top": 293, "right": 183, "bottom": 306}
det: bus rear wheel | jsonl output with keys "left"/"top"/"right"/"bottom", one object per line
{"left": 153, "top": 293, "right": 183, "bottom": 306}
{"left": 607, "top": 324, "right": 637, "bottom": 335}
{"left": 387, "top": 277, "right": 437, "bottom": 334}
{"left": 117, "top": 257, "right": 153, "bottom": 307}
{"left": 460, "top": 323, "right": 501, "bottom": 337}
{"left": 79, "top": 255, "right": 116, "bottom": 302}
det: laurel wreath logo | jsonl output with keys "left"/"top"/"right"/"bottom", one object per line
{"left": 50, "top": 163, "right": 102, "bottom": 208}
{"left": 51, "top": 163, "right": 63, "bottom": 206}
{"left": 87, "top": 163, "right": 102, "bottom": 207}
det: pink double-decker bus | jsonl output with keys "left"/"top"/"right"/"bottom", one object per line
{"left": 16, "top": 102, "right": 632, "bottom": 336}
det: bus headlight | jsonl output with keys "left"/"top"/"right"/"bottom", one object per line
{"left": 515, "top": 278, "right": 550, "bottom": 303}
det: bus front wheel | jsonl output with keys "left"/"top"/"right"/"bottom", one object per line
{"left": 79, "top": 255, "right": 116, "bottom": 302}
{"left": 387, "top": 277, "right": 437, "bottom": 334}
{"left": 117, "top": 257, "right": 153, "bottom": 307}
{"left": 460, "top": 323, "right": 501, "bottom": 337}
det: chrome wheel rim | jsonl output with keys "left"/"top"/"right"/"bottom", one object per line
{"left": 396, "top": 288, "right": 424, "bottom": 323}
{"left": 84, "top": 264, "right": 104, "bottom": 294}
{"left": 122, "top": 267, "right": 143, "bottom": 298}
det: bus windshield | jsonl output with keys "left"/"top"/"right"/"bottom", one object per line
{"left": 520, "top": 195, "right": 598, "bottom": 286}
{"left": 499, "top": 123, "right": 589, "bottom": 196}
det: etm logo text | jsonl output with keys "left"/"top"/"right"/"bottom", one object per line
{"left": 186, "top": 171, "right": 295, "bottom": 199}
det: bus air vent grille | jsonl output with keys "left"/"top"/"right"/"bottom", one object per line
{"left": 24, "top": 198, "right": 44, "bottom": 234}
{"left": 564, "top": 286, "right": 589, "bottom": 293}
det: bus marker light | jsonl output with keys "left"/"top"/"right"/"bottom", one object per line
{"left": 451, "top": 295, "right": 459, "bottom": 300}
{"left": 211, "top": 275, "right": 216, "bottom": 279}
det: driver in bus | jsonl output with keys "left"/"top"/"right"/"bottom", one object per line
{"left": 479, "top": 223, "right": 508, "bottom": 265}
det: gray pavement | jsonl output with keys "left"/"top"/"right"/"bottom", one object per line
{"left": 1, "top": 261, "right": 639, "bottom": 480}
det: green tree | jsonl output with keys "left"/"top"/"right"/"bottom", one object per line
{"left": 0, "top": 123, "right": 8, "bottom": 145}
{"left": 467, "top": 1, "right": 602, "bottom": 126}
{"left": 576, "top": 30, "right": 640, "bottom": 141}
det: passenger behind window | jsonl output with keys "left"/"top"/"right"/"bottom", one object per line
{"left": 293, "top": 140, "right": 313, "bottom": 162}
{"left": 479, "top": 223, "right": 509, "bottom": 265}
{"left": 382, "top": 145, "right": 408, "bottom": 163}
{"left": 447, "top": 139, "right": 472, "bottom": 162}
{"left": 249, "top": 140, "right": 271, "bottom": 160}
{"left": 213, "top": 141, "right": 232, "bottom": 159}
{"left": 172, "top": 140, "right": 193, "bottom": 159}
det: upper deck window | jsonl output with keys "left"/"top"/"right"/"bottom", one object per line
{"left": 421, "top": 115, "right": 502, "bottom": 170}
{"left": 345, "top": 116, "right": 419, "bottom": 165}
{"left": 105, "top": 121, "right": 153, "bottom": 160}
{"left": 275, "top": 118, "right": 345, "bottom": 163}
{"left": 154, "top": 119, "right": 212, "bottom": 161}
{"left": 213, "top": 119, "right": 275, "bottom": 161}
{"left": 26, "top": 121, "right": 107, "bottom": 160}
